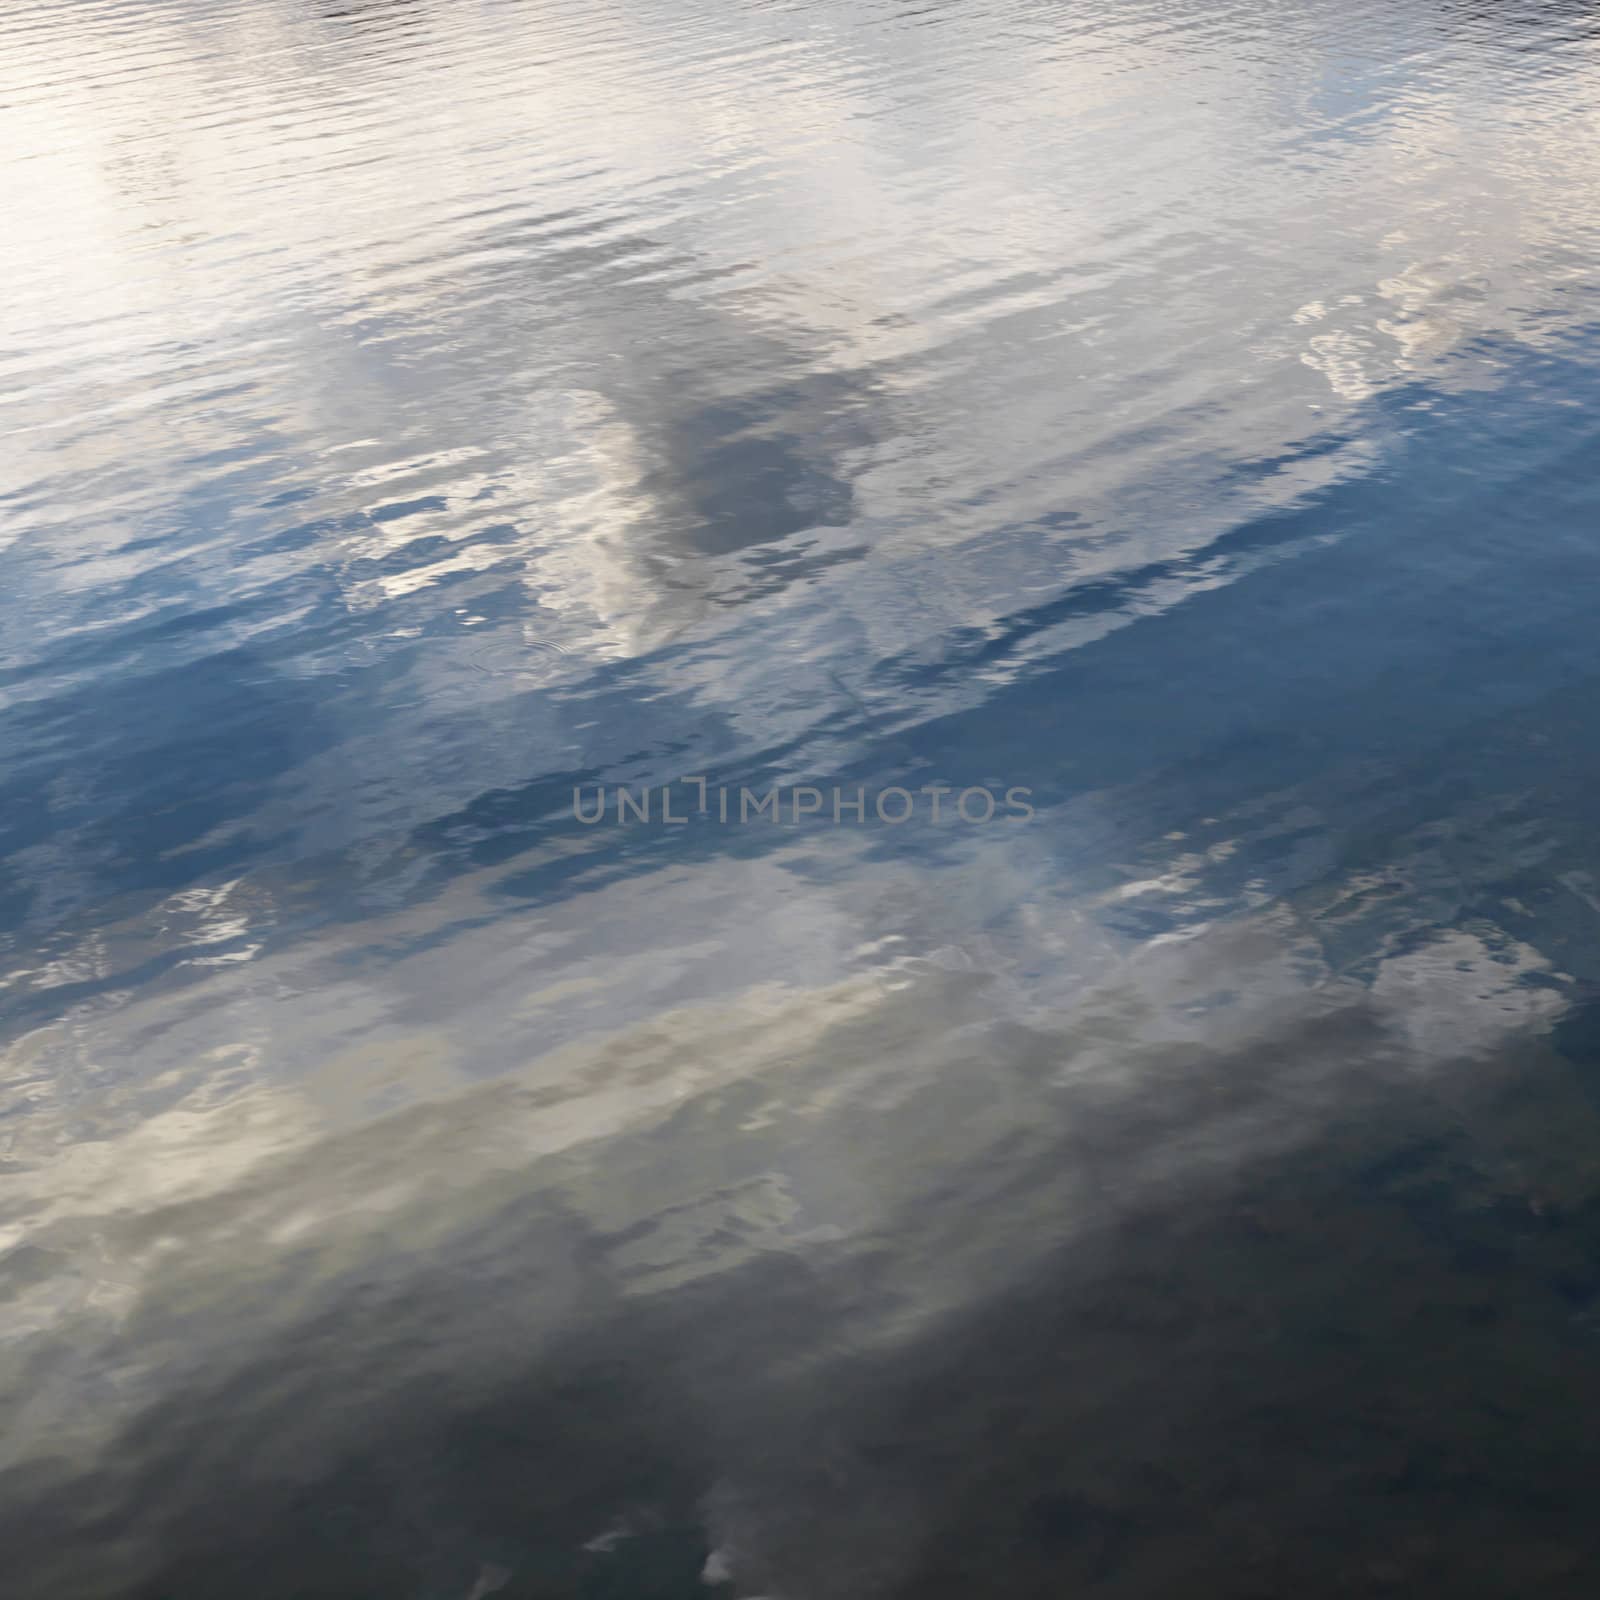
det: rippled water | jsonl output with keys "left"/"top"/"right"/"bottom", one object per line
{"left": 6, "top": 0, "right": 1600, "bottom": 1594}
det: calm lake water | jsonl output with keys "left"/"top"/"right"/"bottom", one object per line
{"left": 6, "top": 0, "right": 1600, "bottom": 1595}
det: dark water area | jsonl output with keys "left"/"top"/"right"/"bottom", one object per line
{"left": 6, "top": 0, "right": 1600, "bottom": 1595}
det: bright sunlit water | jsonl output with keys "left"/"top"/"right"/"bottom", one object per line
{"left": 6, "top": 1, "right": 1600, "bottom": 1595}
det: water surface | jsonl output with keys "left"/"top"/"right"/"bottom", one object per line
{"left": 6, "top": 0, "right": 1600, "bottom": 1595}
